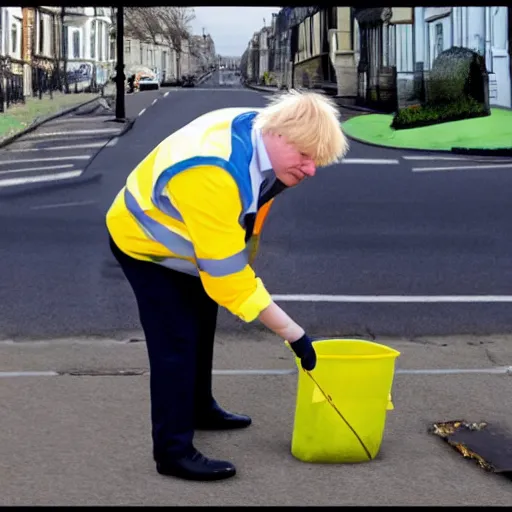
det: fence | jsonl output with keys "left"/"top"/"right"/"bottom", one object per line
{"left": 31, "top": 65, "right": 62, "bottom": 99}
{"left": 1, "top": 58, "right": 114, "bottom": 115}
{"left": 0, "top": 57, "right": 25, "bottom": 113}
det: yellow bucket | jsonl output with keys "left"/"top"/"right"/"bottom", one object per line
{"left": 289, "top": 338, "right": 400, "bottom": 463}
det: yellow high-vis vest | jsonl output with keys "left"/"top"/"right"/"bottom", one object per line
{"left": 106, "top": 107, "right": 282, "bottom": 322}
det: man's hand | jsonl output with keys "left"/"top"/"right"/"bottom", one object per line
{"left": 289, "top": 333, "right": 317, "bottom": 371}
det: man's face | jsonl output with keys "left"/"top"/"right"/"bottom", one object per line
{"left": 263, "top": 133, "right": 316, "bottom": 187}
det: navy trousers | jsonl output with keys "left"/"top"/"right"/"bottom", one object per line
{"left": 109, "top": 237, "right": 219, "bottom": 460}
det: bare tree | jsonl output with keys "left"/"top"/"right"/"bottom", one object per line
{"left": 124, "top": 7, "right": 162, "bottom": 45}
{"left": 123, "top": 7, "right": 196, "bottom": 78}
{"left": 154, "top": 7, "right": 195, "bottom": 77}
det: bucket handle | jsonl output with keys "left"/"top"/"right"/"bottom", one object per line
{"left": 285, "top": 340, "right": 373, "bottom": 460}
{"left": 304, "top": 369, "right": 373, "bottom": 461}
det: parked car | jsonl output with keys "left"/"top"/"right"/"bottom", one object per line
{"left": 138, "top": 74, "right": 160, "bottom": 91}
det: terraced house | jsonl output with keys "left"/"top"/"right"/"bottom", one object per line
{"left": 244, "top": 6, "right": 511, "bottom": 110}
{"left": 244, "top": 7, "right": 361, "bottom": 98}
{"left": 0, "top": 6, "right": 115, "bottom": 111}
{"left": 1, "top": 6, "right": 25, "bottom": 107}
{"left": 124, "top": 29, "right": 215, "bottom": 84}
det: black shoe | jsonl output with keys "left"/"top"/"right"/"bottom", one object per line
{"left": 156, "top": 449, "right": 236, "bottom": 481}
{"left": 195, "top": 402, "right": 252, "bottom": 430}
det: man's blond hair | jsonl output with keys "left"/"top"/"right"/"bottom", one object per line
{"left": 253, "top": 89, "right": 349, "bottom": 167}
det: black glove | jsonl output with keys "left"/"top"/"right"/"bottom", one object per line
{"left": 289, "top": 333, "right": 317, "bottom": 371}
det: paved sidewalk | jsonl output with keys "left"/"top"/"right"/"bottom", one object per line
{"left": 1, "top": 332, "right": 512, "bottom": 505}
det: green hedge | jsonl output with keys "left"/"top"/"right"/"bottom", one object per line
{"left": 391, "top": 97, "right": 488, "bottom": 130}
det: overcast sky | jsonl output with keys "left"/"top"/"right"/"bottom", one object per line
{"left": 189, "top": 7, "right": 280, "bottom": 57}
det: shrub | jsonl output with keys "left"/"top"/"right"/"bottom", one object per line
{"left": 391, "top": 97, "right": 488, "bottom": 130}
{"left": 392, "top": 46, "right": 490, "bottom": 130}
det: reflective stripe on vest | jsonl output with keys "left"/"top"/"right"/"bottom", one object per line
{"left": 124, "top": 187, "right": 195, "bottom": 258}
{"left": 196, "top": 249, "right": 248, "bottom": 277}
{"left": 151, "top": 155, "right": 253, "bottom": 223}
{"left": 126, "top": 186, "right": 251, "bottom": 277}
{"left": 151, "top": 110, "right": 258, "bottom": 219}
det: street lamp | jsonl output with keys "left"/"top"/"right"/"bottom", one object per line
{"left": 114, "top": 6, "right": 125, "bottom": 121}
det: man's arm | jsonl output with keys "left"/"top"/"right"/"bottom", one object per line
{"left": 169, "top": 165, "right": 316, "bottom": 369}
{"left": 169, "top": 165, "right": 301, "bottom": 332}
{"left": 169, "top": 164, "right": 272, "bottom": 322}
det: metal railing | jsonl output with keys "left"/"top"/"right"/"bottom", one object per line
{"left": 0, "top": 57, "right": 115, "bottom": 114}
{"left": 0, "top": 57, "right": 25, "bottom": 113}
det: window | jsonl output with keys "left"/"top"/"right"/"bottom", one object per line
{"left": 38, "top": 13, "right": 44, "bottom": 54}
{"left": 435, "top": 22, "right": 443, "bottom": 57}
{"left": 91, "top": 20, "right": 96, "bottom": 59}
{"left": 124, "top": 40, "right": 131, "bottom": 54}
{"left": 73, "top": 30, "right": 80, "bottom": 58}
{"left": 97, "top": 22, "right": 103, "bottom": 60}
{"left": 98, "top": 22, "right": 104, "bottom": 61}
{"left": 491, "top": 7, "right": 507, "bottom": 50}
{"left": 11, "top": 23, "right": 17, "bottom": 54}
{"left": 36, "top": 12, "right": 55, "bottom": 57}
{"left": 104, "top": 24, "right": 109, "bottom": 60}
{"left": 49, "top": 15, "right": 55, "bottom": 56}
{"left": 63, "top": 26, "right": 68, "bottom": 58}
{"left": 427, "top": 17, "right": 449, "bottom": 68}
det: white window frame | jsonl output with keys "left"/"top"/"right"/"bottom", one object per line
{"left": 71, "top": 28, "right": 81, "bottom": 59}
{"left": 10, "top": 17, "right": 21, "bottom": 59}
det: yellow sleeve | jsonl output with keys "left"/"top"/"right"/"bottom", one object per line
{"left": 168, "top": 165, "right": 272, "bottom": 322}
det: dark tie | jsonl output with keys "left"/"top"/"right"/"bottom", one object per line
{"left": 244, "top": 178, "right": 288, "bottom": 242}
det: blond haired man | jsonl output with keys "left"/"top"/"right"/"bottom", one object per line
{"left": 106, "top": 90, "right": 349, "bottom": 481}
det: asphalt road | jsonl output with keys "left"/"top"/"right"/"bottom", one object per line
{"left": 2, "top": 70, "right": 512, "bottom": 340}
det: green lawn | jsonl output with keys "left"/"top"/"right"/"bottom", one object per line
{"left": 0, "top": 92, "right": 98, "bottom": 140}
{"left": 341, "top": 107, "right": 512, "bottom": 150}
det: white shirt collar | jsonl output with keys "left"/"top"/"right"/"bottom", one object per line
{"left": 251, "top": 127, "right": 273, "bottom": 173}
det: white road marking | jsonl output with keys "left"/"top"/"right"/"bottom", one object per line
{"left": 215, "top": 367, "right": 512, "bottom": 375}
{"left": 0, "top": 371, "right": 59, "bottom": 377}
{"left": 396, "top": 367, "right": 512, "bottom": 375}
{"left": 5, "top": 142, "right": 110, "bottom": 152}
{"left": 106, "top": 137, "right": 118, "bottom": 147}
{"left": 30, "top": 200, "right": 96, "bottom": 210}
{"left": 163, "top": 91, "right": 169, "bottom": 97}
{"left": 24, "top": 128, "right": 121, "bottom": 138}
{"left": 138, "top": 108, "right": 146, "bottom": 116}
{"left": 413, "top": 163, "right": 512, "bottom": 172}
{"left": 179, "top": 88, "right": 257, "bottom": 92}
{"left": 404, "top": 155, "right": 482, "bottom": 161}
{"left": 152, "top": 99, "right": 158, "bottom": 105}
{"left": 0, "top": 170, "right": 82, "bottom": 187}
{"left": 342, "top": 158, "right": 399, "bottom": 165}
{"left": 0, "top": 164, "right": 74, "bottom": 175}
{"left": 0, "top": 366, "right": 510, "bottom": 378}
{"left": 272, "top": 294, "right": 512, "bottom": 303}
{"left": 0, "top": 156, "right": 90, "bottom": 165}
